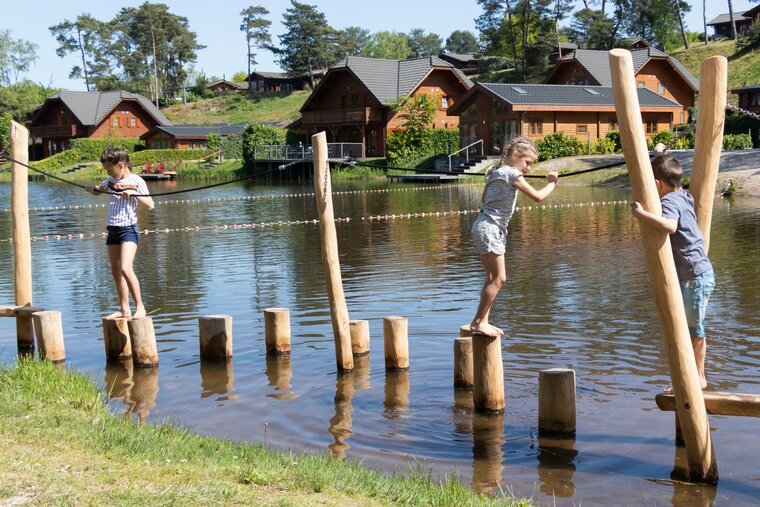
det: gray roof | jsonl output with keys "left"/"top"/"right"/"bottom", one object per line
{"left": 707, "top": 11, "right": 748, "bottom": 25}
{"left": 142, "top": 122, "right": 247, "bottom": 139}
{"left": 45, "top": 90, "right": 172, "bottom": 126}
{"left": 554, "top": 48, "right": 699, "bottom": 91}
{"left": 328, "top": 55, "right": 473, "bottom": 105}
{"left": 469, "top": 82, "right": 682, "bottom": 108}
{"left": 439, "top": 53, "right": 479, "bottom": 64}
{"left": 731, "top": 84, "right": 760, "bottom": 93}
{"left": 206, "top": 79, "right": 246, "bottom": 90}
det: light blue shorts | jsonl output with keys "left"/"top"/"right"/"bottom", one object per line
{"left": 681, "top": 269, "right": 715, "bottom": 339}
{"left": 471, "top": 215, "right": 506, "bottom": 255}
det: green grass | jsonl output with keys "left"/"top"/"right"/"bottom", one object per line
{"left": 0, "top": 359, "right": 535, "bottom": 506}
{"left": 162, "top": 91, "right": 309, "bottom": 125}
{"left": 672, "top": 39, "right": 760, "bottom": 92}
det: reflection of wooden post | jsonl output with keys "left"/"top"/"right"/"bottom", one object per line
{"left": 383, "top": 316, "right": 409, "bottom": 371}
{"left": 103, "top": 317, "right": 132, "bottom": 360}
{"left": 128, "top": 317, "right": 159, "bottom": 368}
{"left": 328, "top": 372, "right": 355, "bottom": 460}
{"left": 199, "top": 314, "right": 233, "bottom": 359}
{"left": 32, "top": 311, "right": 65, "bottom": 363}
{"left": 454, "top": 337, "right": 474, "bottom": 389}
{"left": 264, "top": 308, "right": 290, "bottom": 355}
{"left": 472, "top": 333, "right": 504, "bottom": 413}
{"left": 10, "top": 121, "right": 33, "bottom": 351}
{"left": 312, "top": 132, "right": 353, "bottom": 372}
{"left": 689, "top": 56, "right": 727, "bottom": 253}
{"left": 349, "top": 319, "right": 370, "bottom": 356}
{"left": 471, "top": 412, "right": 505, "bottom": 494}
{"left": 383, "top": 370, "right": 410, "bottom": 417}
{"left": 538, "top": 368, "right": 576, "bottom": 436}
{"left": 610, "top": 48, "right": 717, "bottom": 482}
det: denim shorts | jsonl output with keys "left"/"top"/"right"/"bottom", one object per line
{"left": 106, "top": 224, "right": 140, "bottom": 245}
{"left": 681, "top": 268, "right": 715, "bottom": 339}
{"left": 471, "top": 214, "right": 506, "bottom": 255}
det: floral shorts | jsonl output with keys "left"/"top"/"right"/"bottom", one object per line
{"left": 681, "top": 269, "right": 715, "bottom": 339}
{"left": 471, "top": 215, "right": 506, "bottom": 255}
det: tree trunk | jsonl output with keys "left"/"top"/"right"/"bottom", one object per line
{"left": 247, "top": 35, "right": 253, "bottom": 95}
{"left": 76, "top": 28, "right": 90, "bottom": 92}
{"left": 703, "top": 0, "right": 708, "bottom": 45}
{"left": 728, "top": 0, "right": 738, "bottom": 41}
{"left": 675, "top": 0, "right": 689, "bottom": 49}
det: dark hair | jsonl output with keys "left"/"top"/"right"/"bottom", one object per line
{"left": 651, "top": 154, "right": 682, "bottom": 188}
{"left": 100, "top": 147, "right": 130, "bottom": 166}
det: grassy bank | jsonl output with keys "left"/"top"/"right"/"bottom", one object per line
{"left": 0, "top": 359, "right": 533, "bottom": 506}
{"left": 162, "top": 91, "right": 309, "bottom": 125}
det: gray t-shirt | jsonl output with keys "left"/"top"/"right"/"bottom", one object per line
{"left": 479, "top": 166, "right": 522, "bottom": 231}
{"left": 661, "top": 189, "right": 713, "bottom": 281}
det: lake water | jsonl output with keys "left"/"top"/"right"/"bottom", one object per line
{"left": 1, "top": 177, "right": 759, "bottom": 506}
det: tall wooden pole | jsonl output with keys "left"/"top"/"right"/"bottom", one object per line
{"left": 609, "top": 48, "right": 717, "bottom": 482}
{"left": 10, "top": 121, "right": 34, "bottom": 351}
{"left": 689, "top": 56, "right": 727, "bottom": 253}
{"left": 312, "top": 132, "right": 353, "bottom": 372}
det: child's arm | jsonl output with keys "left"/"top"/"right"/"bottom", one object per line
{"left": 85, "top": 182, "right": 108, "bottom": 195}
{"left": 513, "top": 172, "right": 559, "bottom": 202}
{"left": 630, "top": 201, "right": 677, "bottom": 234}
{"left": 121, "top": 189, "right": 155, "bottom": 211}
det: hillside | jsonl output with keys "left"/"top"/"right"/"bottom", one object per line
{"left": 161, "top": 90, "right": 309, "bottom": 125}
{"left": 672, "top": 39, "right": 760, "bottom": 94}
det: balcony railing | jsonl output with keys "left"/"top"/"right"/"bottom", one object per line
{"left": 254, "top": 143, "right": 364, "bottom": 160}
{"left": 29, "top": 124, "right": 84, "bottom": 138}
{"left": 300, "top": 107, "right": 382, "bottom": 125}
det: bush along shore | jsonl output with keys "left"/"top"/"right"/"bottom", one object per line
{"left": 0, "top": 359, "right": 535, "bottom": 506}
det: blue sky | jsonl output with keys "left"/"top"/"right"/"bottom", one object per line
{"left": 3, "top": 0, "right": 757, "bottom": 91}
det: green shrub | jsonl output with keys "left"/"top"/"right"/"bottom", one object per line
{"left": 605, "top": 130, "right": 622, "bottom": 152}
{"left": 651, "top": 130, "right": 675, "bottom": 149}
{"left": 242, "top": 123, "right": 287, "bottom": 167}
{"left": 722, "top": 133, "right": 752, "bottom": 150}
{"left": 130, "top": 149, "right": 211, "bottom": 165}
{"left": 674, "top": 135, "right": 693, "bottom": 149}
{"left": 0, "top": 112, "right": 13, "bottom": 151}
{"left": 535, "top": 132, "right": 586, "bottom": 161}
{"left": 30, "top": 149, "right": 87, "bottom": 172}
{"left": 592, "top": 138, "right": 617, "bottom": 154}
{"left": 69, "top": 137, "right": 144, "bottom": 160}
{"left": 385, "top": 128, "right": 459, "bottom": 168}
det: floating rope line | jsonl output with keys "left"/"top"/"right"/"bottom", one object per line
{"left": 0, "top": 199, "right": 632, "bottom": 243}
{"left": 0, "top": 183, "right": 480, "bottom": 213}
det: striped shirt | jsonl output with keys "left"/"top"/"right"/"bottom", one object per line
{"left": 479, "top": 165, "right": 522, "bottom": 232}
{"left": 102, "top": 173, "right": 149, "bottom": 227}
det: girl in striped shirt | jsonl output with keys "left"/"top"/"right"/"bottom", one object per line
{"left": 86, "top": 148, "right": 154, "bottom": 319}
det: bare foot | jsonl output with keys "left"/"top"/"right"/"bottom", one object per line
{"left": 133, "top": 307, "right": 147, "bottom": 319}
{"left": 663, "top": 382, "right": 707, "bottom": 394}
{"left": 470, "top": 322, "right": 503, "bottom": 338}
{"left": 105, "top": 310, "right": 131, "bottom": 319}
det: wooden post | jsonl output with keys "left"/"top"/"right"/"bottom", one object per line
{"left": 10, "top": 121, "right": 33, "bottom": 352}
{"left": 472, "top": 333, "right": 505, "bottom": 413}
{"left": 460, "top": 325, "right": 472, "bottom": 337}
{"left": 199, "top": 314, "right": 233, "bottom": 360}
{"left": 32, "top": 311, "right": 65, "bottom": 363}
{"left": 127, "top": 317, "right": 159, "bottom": 368}
{"left": 312, "top": 131, "right": 353, "bottom": 372}
{"left": 538, "top": 368, "right": 576, "bottom": 436}
{"left": 689, "top": 56, "right": 727, "bottom": 253}
{"left": 609, "top": 48, "right": 717, "bottom": 482}
{"left": 264, "top": 308, "right": 290, "bottom": 355}
{"left": 349, "top": 319, "right": 370, "bottom": 356}
{"left": 454, "top": 337, "right": 474, "bottom": 389}
{"left": 383, "top": 316, "right": 409, "bottom": 371}
{"left": 103, "top": 317, "right": 132, "bottom": 361}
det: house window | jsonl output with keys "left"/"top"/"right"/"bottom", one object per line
{"left": 351, "top": 94, "right": 359, "bottom": 107}
{"left": 577, "top": 124, "right": 588, "bottom": 134}
{"left": 657, "top": 82, "right": 665, "bottom": 95}
{"left": 637, "top": 82, "right": 646, "bottom": 88}
{"left": 112, "top": 117, "right": 119, "bottom": 127}
{"left": 680, "top": 112, "right": 685, "bottom": 123}
{"left": 609, "top": 117, "right": 618, "bottom": 130}
{"left": 441, "top": 96, "right": 449, "bottom": 109}
{"left": 129, "top": 118, "right": 137, "bottom": 128}
{"left": 529, "top": 118, "right": 543, "bottom": 135}
{"left": 752, "top": 94, "right": 760, "bottom": 106}
{"left": 646, "top": 121, "right": 657, "bottom": 134}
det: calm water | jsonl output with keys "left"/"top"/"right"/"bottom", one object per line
{"left": 1, "top": 178, "right": 759, "bottom": 506}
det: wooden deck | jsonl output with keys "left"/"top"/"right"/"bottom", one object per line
{"left": 141, "top": 171, "right": 177, "bottom": 181}
{"left": 386, "top": 173, "right": 466, "bottom": 183}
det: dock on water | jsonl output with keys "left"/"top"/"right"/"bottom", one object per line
{"left": 141, "top": 171, "right": 177, "bottom": 181}
{"left": 386, "top": 173, "right": 468, "bottom": 183}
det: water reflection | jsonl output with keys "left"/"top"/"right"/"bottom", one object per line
{"left": 105, "top": 361, "right": 158, "bottom": 423}
{"left": 471, "top": 412, "right": 505, "bottom": 493}
{"left": 536, "top": 435, "right": 578, "bottom": 498}
{"left": 200, "top": 359, "right": 237, "bottom": 403}
{"left": 383, "top": 370, "right": 409, "bottom": 419}
{"left": 328, "top": 372, "right": 355, "bottom": 459}
{"left": 265, "top": 355, "right": 296, "bottom": 400}
{"left": 352, "top": 354, "right": 371, "bottom": 391}
{"left": 670, "top": 445, "right": 717, "bottom": 507}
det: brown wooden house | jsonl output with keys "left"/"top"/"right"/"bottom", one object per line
{"left": 245, "top": 71, "right": 325, "bottom": 93}
{"left": 447, "top": 82, "right": 684, "bottom": 156}
{"left": 544, "top": 47, "right": 698, "bottom": 125}
{"left": 732, "top": 85, "right": 760, "bottom": 114}
{"left": 140, "top": 122, "right": 247, "bottom": 150}
{"left": 294, "top": 56, "right": 472, "bottom": 157}
{"left": 707, "top": 10, "right": 755, "bottom": 38}
{"left": 28, "top": 91, "right": 171, "bottom": 159}
{"left": 206, "top": 79, "right": 246, "bottom": 93}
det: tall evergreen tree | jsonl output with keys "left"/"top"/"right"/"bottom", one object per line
{"left": 444, "top": 30, "right": 480, "bottom": 54}
{"left": 276, "top": 0, "right": 337, "bottom": 89}
{"left": 336, "top": 26, "right": 372, "bottom": 58}
{"left": 49, "top": 15, "right": 111, "bottom": 91}
{"left": 407, "top": 28, "right": 442, "bottom": 57}
{"left": 240, "top": 6, "right": 272, "bottom": 94}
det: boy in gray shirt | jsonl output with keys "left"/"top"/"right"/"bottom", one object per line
{"left": 631, "top": 151, "right": 715, "bottom": 391}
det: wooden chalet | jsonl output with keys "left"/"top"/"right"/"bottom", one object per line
{"left": 707, "top": 9, "right": 758, "bottom": 38}
{"left": 206, "top": 79, "right": 246, "bottom": 93}
{"left": 732, "top": 85, "right": 760, "bottom": 114}
{"left": 294, "top": 55, "right": 473, "bottom": 157}
{"left": 446, "top": 83, "right": 683, "bottom": 156}
{"left": 245, "top": 70, "right": 325, "bottom": 93}
{"left": 28, "top": 91, "right": 171, "bottom": 159}
{"left": 140, "top": 122, "right": 247, "bottom": 150}
{"left": 544, "top": 47, "right": 698, "bottom": 124}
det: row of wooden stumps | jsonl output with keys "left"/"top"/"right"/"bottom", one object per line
{"left": 456, "top": 326, "right": 576, "bottom": 434}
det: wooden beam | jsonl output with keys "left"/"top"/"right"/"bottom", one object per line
{"left": 0, "top": 306, "right": 45, "bottom": 317}
{"left": 656, "top": 392, "right": 760, "bottom": 418}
